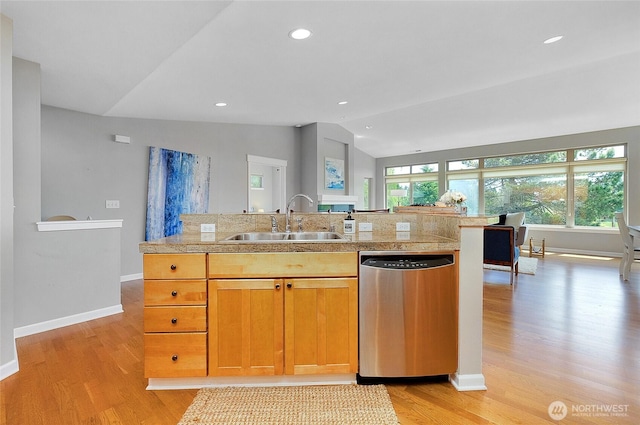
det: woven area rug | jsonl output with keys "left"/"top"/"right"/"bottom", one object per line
{"left": 177, "top": 384, "right": 399, "bottom": 425}
{"left": 484, "top": 256, "right": 538, "bottom": 275}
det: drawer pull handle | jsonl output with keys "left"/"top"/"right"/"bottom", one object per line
{"left": 170, "top": 264, "right": 177, "bottom": 270}
{"left": 287, "top": 282, "right": 293, "bottom": 289}
{"left": 275, "top": 283, "right": 281, "bottom": 290}
{"left": 171, "top": 318, "right": 178, "bottom": 324}
{"left": 171, "top": 290, "right": 178, "bottom": 297}
{"left": 171, "top": 355, "right": 178, "bottom": 362}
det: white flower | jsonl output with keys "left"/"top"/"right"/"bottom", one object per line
{"left": 439, "top": 191, "right": 467, "bottom": 204}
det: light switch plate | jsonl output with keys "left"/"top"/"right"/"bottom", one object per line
{"left": 396, "top": 222, "right": 410, "bottom": 231}
{"left": 105, "top": 200, "right": 119, "bottom": 209}
{"left": 201, "top": 223, "right": 216, "bottom": 233}
{"left": 359, "top": 222, "right": 373, "bottom": 232}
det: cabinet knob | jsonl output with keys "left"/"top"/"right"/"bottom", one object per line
{"left": 171, "top": 355, "right": 178, "bottom": 362}
{"left": 171, "top": 318, "right": 178, "bottom": 324}
{"left": 275, "top": 283, "right": 281, "bottom": 290}
{"left": 287, "top": 282, "right": 292, "bottom": 289}
{"left": 171, "top": 290, "right": 178, "bottom": 297}
{"left": 170, "top": 264, "right": 177, "bottom": 270}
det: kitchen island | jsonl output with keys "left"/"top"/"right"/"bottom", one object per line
{"left": 139, "top": 212, "right": 490, "bottom": 391}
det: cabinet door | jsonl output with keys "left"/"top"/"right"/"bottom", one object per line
{"left": 284, "top": 278, "right": 358, "bottom": 375}
{"left": 209, "top": 279, "right": 284, "bottom": 376}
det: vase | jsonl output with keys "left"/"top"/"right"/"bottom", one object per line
{"left": 455, "top": 204, "right": 467, "bottom": 215}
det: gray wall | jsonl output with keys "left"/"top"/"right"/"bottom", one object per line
{"left": 300, "top": 122, "right": 356, "bottom": 207}
{"left": 354, "top": 148, "right": 377, "bottom": 210}
{"left": 1, "top": 14, "right": 15, "bottom": 373}
{"left": 377, "top": 127, "right": 640, "bottom": 255}
{"left": 41, "top": 107, "right": 304, "bottom": 277}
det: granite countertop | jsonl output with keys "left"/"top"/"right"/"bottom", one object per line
{"left": 139, "top": 231, "right": 460, "bottom": 254}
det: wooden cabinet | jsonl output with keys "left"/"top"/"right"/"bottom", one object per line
{"left": 284, "top": 277, "right": 358, "bottom": 375}
{"left": 208, "top": 252, "right": 358, "bottom": 377}
{"left": 209, "top": 279, "right": 284, "bottom": 376}
{"left": 143, "top": 254, "right": 207, "bottom": 378}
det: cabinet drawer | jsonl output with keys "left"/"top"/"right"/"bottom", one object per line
{"left": 144, "top": 333, "right": 207, "bottom": 377}
{"left": 143, "top": 254, "right": 206, "bottom": 279}
{"left": 144, "top": 306, "right": 207, "bottom": 332}
{"left": 144, "top": 280, "right": 207, "bottom": 306}
{"left": 208, "top": 252, "right": 358, "bottom": 278}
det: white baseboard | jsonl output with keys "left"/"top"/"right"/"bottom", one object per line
{"left": 0, "top": 344, "right": 19, "bottom": 381}
{"left": 449, "top": 373, "right": 487, "bottom": 391}
{"left": 14, "top": 304, "right": 123, "bottom": 338}
{"left": 147, "top": 374, "right": 357, "bottom": 390}
{"left": 121, "top": 273, "right": 143, "bottom": 282}
{"left": 0, "top": 359, "right": 19, "bottom": 381}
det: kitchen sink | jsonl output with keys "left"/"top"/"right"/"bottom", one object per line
{"left": 223, "top": 232, "right": 346, "bottom": 242}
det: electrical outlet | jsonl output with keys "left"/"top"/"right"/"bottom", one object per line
{"left": 359, "top": 222, "right": 373, "bottom": 232}
{"left": 105, "top": 200, "right": 119, "bottom": 209}
{"left": 396, "top": 222, "right": 410, "bottom": 231}
{"left": 396, "top": 231, "right": 411, "bottom": 240}
{"left": 201, "top": 223, "right": 216, "bottom": 233}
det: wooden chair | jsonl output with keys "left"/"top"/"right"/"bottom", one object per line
{"left": 615, "top": 212, "right": 640, "bottom": 281}
{"left": 352, "top": 209, "right": 390, "bottom": 213}
{"left": 484, "top": 226, "right": 519, "bottom": 285}
{"left": 46, "top": 215, "right": 76, "bottom": 221}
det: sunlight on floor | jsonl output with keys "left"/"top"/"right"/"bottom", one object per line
{"left": 558, "top": 253, "right": 615, "bottom": 261}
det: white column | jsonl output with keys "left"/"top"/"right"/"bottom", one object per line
{"left": 450, "top": 224, "right": 487, "bottom": 391}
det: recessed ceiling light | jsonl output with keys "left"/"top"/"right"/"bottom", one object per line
{"left": 365, "top": 125, "right": 373, "bottom": 130}
{"left": 289, "top": 28, "right": 312, "bottom": 40}
{"left": 543, "top": 35, "right": 563, "bottom": 44}
{"left": 215, "top": 102, "right": 227, "bottom": 107}
{"left": 337, "top": 101, "right": 348, "bottom": 105}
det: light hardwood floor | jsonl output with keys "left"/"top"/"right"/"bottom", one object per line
{"left": 1, "top": 253, "right": 638, "bottom": 424}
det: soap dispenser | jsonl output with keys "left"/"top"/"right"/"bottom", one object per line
{"left": 343, "top": 211, "right": 355, "bottom": 234}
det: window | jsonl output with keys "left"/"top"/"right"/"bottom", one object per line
{"left": 387, "top": 144, "right": 627, "bottom": 228}
{"left": 363, "top": 178, "right": 371, "bottom": 210}
{"left": 250, "top": 174, "right": 264, "bottom": 189}
{"left": 385, "top": 163, "right": 438, "bottom": 209}
{"left": 479, "top": 145, "right": 625, "bottom": 226}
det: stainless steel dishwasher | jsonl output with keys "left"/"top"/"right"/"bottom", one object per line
{"left": 357, "top": 251, "right": 458, "bottom": 383}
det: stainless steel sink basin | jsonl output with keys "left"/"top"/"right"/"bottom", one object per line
{"left": 223, "top": 232, "right": 346, "bottom": 242}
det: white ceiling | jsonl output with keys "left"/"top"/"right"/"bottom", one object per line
{"left": 2, "top": 0, "right": 639, "bottom": 158}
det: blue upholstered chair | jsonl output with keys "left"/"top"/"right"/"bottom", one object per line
{"left": 483, "top": 213, "right": 527, "bottom": 285}
{"left": 484, "top": 226, "right": 519, "bottom": 285}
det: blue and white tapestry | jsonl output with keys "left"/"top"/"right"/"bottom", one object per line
{"left": 145, "top": 147, "right": 211, "bottom": 241}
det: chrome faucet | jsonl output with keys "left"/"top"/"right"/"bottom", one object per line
{"left": 270, "top": 215, "right": 279, "bottom": 233}
{"left": 286, "top": 193, "right": 313, "bottom": 233}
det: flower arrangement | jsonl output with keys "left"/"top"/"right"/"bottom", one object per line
{"left": 439, "top": 190, "right": 467, "bottom": 205}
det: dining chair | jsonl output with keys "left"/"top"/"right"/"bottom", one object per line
{"left": 614, "top": 212, "right": 640, "bottom": 281}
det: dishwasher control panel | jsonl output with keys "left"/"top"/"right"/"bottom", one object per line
{"left": 361, "top": 254, "right": 453, "bottom": 270}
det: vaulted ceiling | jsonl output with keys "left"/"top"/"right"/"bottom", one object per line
{"left": 2, "top": 1, "right": 639, "bottom": 158}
